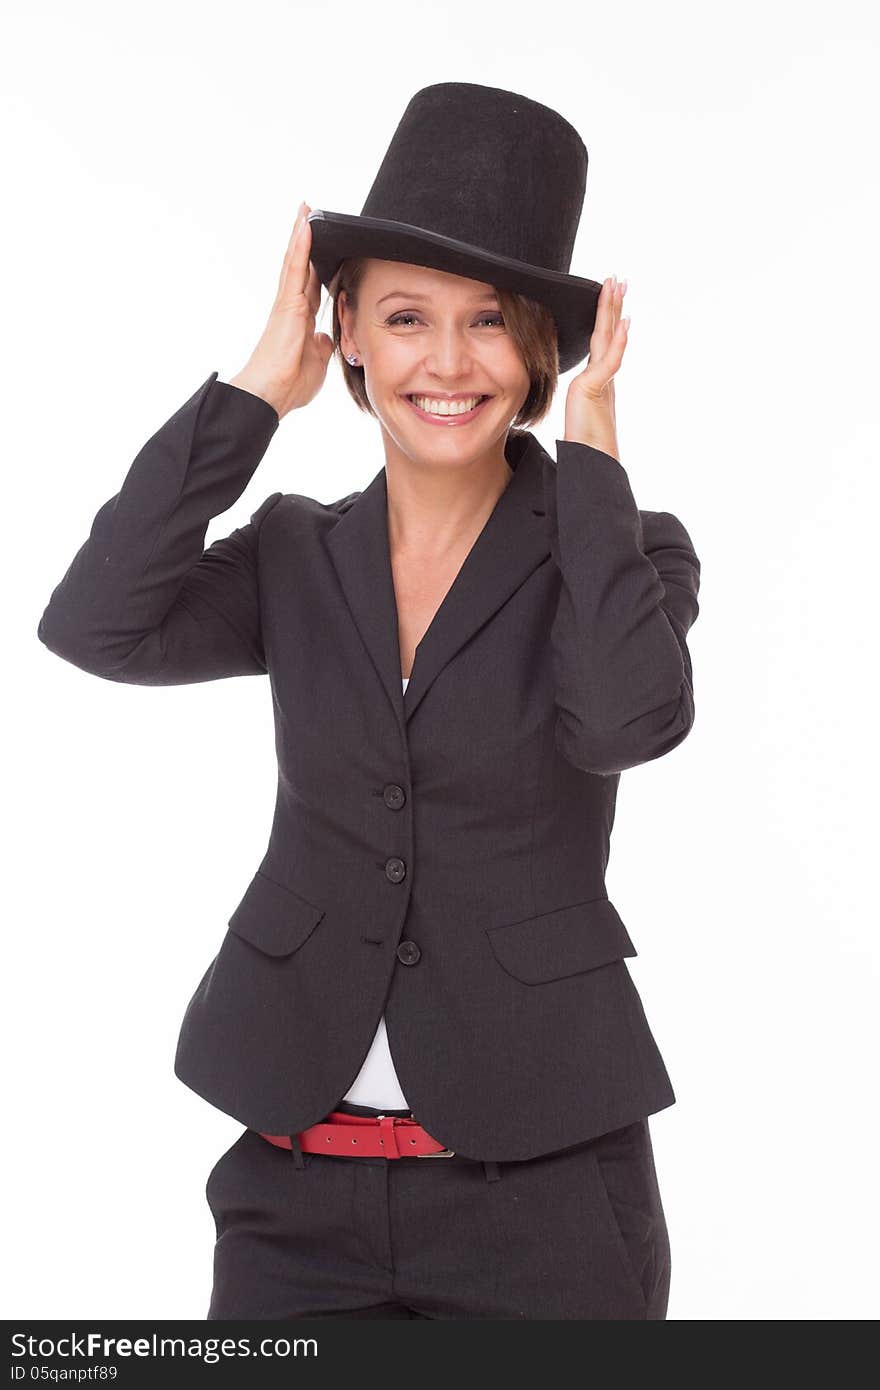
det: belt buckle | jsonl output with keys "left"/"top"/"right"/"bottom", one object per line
{"left": 376, "top": 1115, "right": 455, "bottom": 1158}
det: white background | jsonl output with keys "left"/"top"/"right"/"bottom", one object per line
{"left": 4, "top": 0, "right": 878, "bottom": 1321}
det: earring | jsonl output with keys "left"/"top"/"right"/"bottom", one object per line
{"left": 346, "top": 354, "right": 359, "bottom": 366}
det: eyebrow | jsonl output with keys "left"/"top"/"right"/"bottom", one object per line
{"left": 376, "top": 289, "right": 500, "bottom": 306}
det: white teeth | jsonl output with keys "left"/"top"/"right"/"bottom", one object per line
{"left": 410, "top": 395, "right": 483, "bottom": 416}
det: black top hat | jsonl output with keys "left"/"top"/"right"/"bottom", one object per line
{"left": 307, "top": 82, "right": 602, "bottom": 374}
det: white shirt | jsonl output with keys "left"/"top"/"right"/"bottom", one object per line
{"left": 340, "top": 675, "right": 412, "bottom": 1109}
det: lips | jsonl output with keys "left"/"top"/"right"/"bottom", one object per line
{"left": 403, "top": 394, "right": 492, "bottom": 425}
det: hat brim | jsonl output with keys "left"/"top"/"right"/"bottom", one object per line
{"left": 306, "top": 210, "right": 600, "bottom": 374}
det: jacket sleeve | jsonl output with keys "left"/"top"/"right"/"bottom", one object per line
{"left": 544, "top": 439, "right": 701, "bottom": 776}
{"left": 36, "top": 371, "right": 283, "bottom": 686}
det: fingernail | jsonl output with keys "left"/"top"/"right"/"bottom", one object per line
{"left": 611, "top": 275, "right": 617, "bottom": 290}
{"left": 620, "top": 278, "right": 628, "bottom": 296}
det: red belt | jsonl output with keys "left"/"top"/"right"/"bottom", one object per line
{"left": 259, "top": 1110, "right": 456, "bottom": 1159}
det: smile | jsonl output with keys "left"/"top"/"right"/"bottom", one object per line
{"left": 404, "top": 394, "right": 492, "bottom": 425}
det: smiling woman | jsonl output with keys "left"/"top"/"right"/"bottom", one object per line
{"left": 328, "top": 256, "right": 560, "bottom": 429}
{"left": 37, "top": 80, "right": 697, "bottom": 1323}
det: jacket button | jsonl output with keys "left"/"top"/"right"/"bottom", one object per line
{"left": 396, "top": 940, "right": 421, "bottom": 965}
{"left": 385, "top": 856, "right": 406, "bottom": 883}
{"left": 383, "top": 783, "right": 406, "bottom": 810}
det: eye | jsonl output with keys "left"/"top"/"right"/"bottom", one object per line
{"left": 385, "top": 312, "right": 505, "bottom": 328}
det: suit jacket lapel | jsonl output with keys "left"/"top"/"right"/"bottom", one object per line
{"left": 326, "top": 430, "right": 551, "bottom": 727}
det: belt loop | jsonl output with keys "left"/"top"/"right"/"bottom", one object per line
{"left": 379, "top": 1115, "right": 401, "bottom": 1158}
{"left": 288, "top": 1133, "right": 306, "bottom": 1170}
{"left": 482, "top": 1159, "right": 501, "bottom": 1183}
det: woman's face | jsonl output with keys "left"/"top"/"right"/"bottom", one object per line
{"left": 339, "top": 259, "right": 530, "bottom": 466}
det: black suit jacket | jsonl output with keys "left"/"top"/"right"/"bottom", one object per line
{"left": 37, "top": 371, "right": 701, "bottom": 1162}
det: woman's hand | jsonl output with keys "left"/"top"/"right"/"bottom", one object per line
{"left": 563, "top": 276, "right": 629, "bottom": 460}
{"left": 228, "top": 202, "right": 334, "bottom": 420}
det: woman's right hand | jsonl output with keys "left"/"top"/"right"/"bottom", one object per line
{"left": 228, "top": 202, "right": 334, "bottom": 420}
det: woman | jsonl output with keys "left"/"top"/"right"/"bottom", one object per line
{"left": 37, "top": 83, "right": 700, "bottom": 1320}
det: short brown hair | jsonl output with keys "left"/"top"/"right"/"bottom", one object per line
{"left": 325, "top": 259, "right": 559, "bottom": 429}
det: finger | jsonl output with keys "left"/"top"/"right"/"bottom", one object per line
{"left": 590, "top": 277, "right": 616, "bottom": 356}
{"left": 583, "top": 318, "right": 627, "bottom": 391}
{"left": 314, "top": 330, "right": 335, "bottom": 367}
{"left": 287, "top": 204, "right": 314, "bottom": 297}
{"left": 603, "top": 319, "right": 628, "bottom": 378}
{"left": 276, "top": 204, "right": 306, "bottom": 297}
{"left": 603, "top": 282, "right": 628, "bottom": 351}
{"left": 613, "top": 280, "right": 629, "bottom": 352}
{"left": 593, "top": 277, "right": 611, "bottom": 338}
{"left": 602, "top": 316, "right": 627, "bottom": 361}
{"left": 276, "top": 204, "right": 312, "bottom": 304}
{"left": 306, "top": 258, "right": 322, "bottom": 320}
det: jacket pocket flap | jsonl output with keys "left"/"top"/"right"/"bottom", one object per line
{"left": 227, "top": 870, "right": 325, "bottom": 957}
{"left": 485, "top": 896, "right": 637, "bottom": 984}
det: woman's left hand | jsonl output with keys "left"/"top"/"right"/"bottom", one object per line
{"left": 564, "top": 276, "right": 629, "bottom": 460}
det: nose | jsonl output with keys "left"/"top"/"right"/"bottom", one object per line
{"left": 422, "top": 325, "right": 475, "bottom": 380}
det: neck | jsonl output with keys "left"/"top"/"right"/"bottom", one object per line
{"left": 383, "top": 435, "right": 514, "bottom": 560}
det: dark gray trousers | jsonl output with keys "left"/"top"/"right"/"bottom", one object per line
{"left": 205, "top": 1098, "right": 670, "bottom": 1320}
